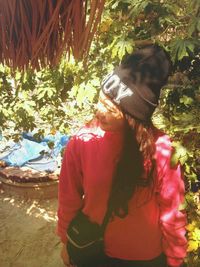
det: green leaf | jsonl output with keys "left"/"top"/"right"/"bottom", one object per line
{"left": 171, "top": 142, "right": 188, "bottom": 167}
{"left": 170, "top": 39, "right": 195, "bottom": 61}
{"left": 0, "top": 64, "right": 5, "bottom": 72}
{"left": 170, "top": 149, "right": 179, "bottom": 166}
{"left": 180, "top": 95, "right": 194, "bottom": 106}
{"left": 177, "top": 42, "right": 188, "bottom": 60}
{"left": 90, "top": 78, "right": 100, "bottom": 87}
{"left": 47, "top": 87, "right": 56, "bottom": 98}
{"left": 188, "top": 17, "right": 197, "bottom": 36}
{"left": 186, "top": 172, "right": 198, "bottom": 182}
{"left": 111, "top": 2, "right": 119, "bottom": 9}
{"left": 37, "top": 91, "right": 46, "bottom": 100}
{"left": 129, "top": 0, "right": 150, "bottom": 16}
{"left": 112, "top": 39, "right": 133, "bottom": 59}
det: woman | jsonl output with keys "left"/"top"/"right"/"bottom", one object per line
{"left": 57, "top": 45, "right": 187, "bottom": 267}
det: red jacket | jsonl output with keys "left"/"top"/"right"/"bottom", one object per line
{"left": 57, "top": 122, "right": 187, "bottom": 267}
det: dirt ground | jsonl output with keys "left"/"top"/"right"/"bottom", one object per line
{"left": 0, "top": 188, "right": 65, "bottom": 267}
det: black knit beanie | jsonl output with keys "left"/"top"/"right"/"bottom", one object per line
{"left": 101, "top": 45, "right": 171, "bottom": 122}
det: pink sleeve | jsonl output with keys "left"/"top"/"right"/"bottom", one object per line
{"left": 57, "top": 137, "right": 83, "bottom": 243}
{"left": 156, "top": 147, "right": 187, "bottom": 266}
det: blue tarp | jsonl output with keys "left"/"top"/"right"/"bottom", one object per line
{"left": 0, "top": 132, "right": 69, "bottom": 172}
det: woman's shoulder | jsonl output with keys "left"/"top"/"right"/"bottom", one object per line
{"left": 153, "top": 127, "right": 172, "bottom": 158}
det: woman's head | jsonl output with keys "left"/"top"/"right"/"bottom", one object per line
{"left": 101, "top": 44, "right": 171, "bottom": 123}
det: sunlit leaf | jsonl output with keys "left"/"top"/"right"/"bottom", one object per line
{"left": 112, "top": 38, "right": 133, "bottom": 59}
{"left": 180, "top": 95, "right": 194, "bottom": 106}
{"left": 187, "top": 240, "right": 199, "bottom": 252}
{"left": 171, "top": 142, "right": 188, "bottom": 167}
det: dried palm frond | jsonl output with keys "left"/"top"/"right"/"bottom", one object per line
{"left": 0, "top": 0, "right": 105, "bottom": 69}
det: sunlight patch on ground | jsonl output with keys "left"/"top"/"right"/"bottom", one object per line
{"left": 1, "top": 191, "right": 58, "bottom": 222}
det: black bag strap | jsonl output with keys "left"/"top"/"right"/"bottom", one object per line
{"left": 101, "top": 206, "right": 113, "bottom": 234}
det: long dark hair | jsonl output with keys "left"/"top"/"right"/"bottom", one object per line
{"left": 108, "top": 117, "right": 156, "bottom": 218}
{"left": 107, "top": 44, "right": 171, "bottom": 218}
